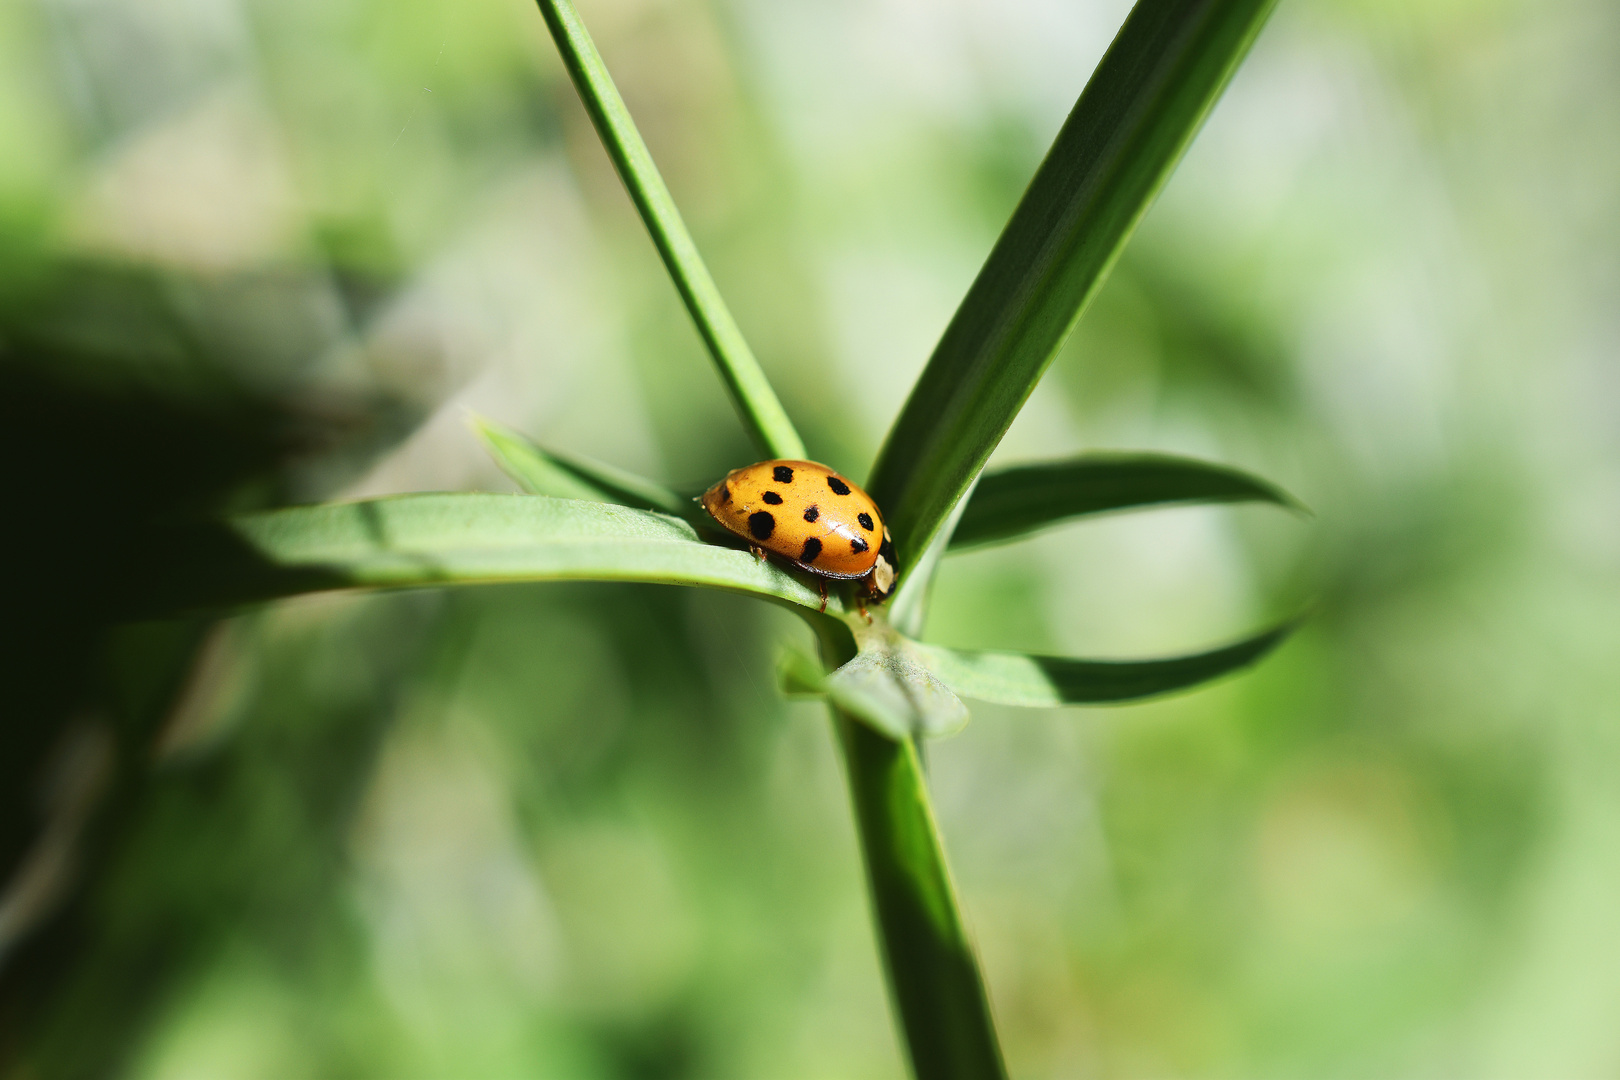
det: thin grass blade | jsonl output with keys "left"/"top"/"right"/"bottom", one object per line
{"left": 472, "top": 415, "right": 692, "bottom": 516}
{"left": 950, "top": 452, "right": 1304, "bottom": 551}
{"left": 130, "top": 493, "right": 843, "bottom": 617}
{"left": 533, "top": 0, "right": 805, "bottom": 460}
{"left": 913, "top": 619, "right": 1297, "bottom": 707}
{"left": 867, "top": 0, "right": 1279, "bottom": 574}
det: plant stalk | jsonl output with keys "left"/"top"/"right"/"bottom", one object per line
{"left": 819, "top": 625, "right": 1007, "bottom": 1080}
{"left": 534, "top": 0, "right": 806, "bottom": 461}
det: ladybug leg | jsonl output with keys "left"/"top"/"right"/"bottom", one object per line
{"left": 857, "top": 595, "right": 871, "bottom": 625}
{"left": 750, "top": 544, "right": 765, "bottom": 563}
{"left": 817, "top": 578, "right": 828, "bottom": 613}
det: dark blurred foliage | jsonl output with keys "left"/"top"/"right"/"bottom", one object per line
{"left": 0, "top": 255, "right": 422, "bottom": 1071}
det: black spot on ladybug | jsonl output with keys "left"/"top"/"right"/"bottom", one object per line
{"left": 762, "top": 490, "right": 783, "bottom": 505}
{"left": 748, "top": 511, "right": 776, "bottom": 540}
{"left": 773, "top": 465, "right": 794, "bottom": 483}
{"left": 800, "top": 537, "right": 823, "bottom": 563}
{"left": 857, "top": 512, "right": 874, "bottom": 531}
{"left": 826, "top": 476, "right": 851, "bottom": 495}
{"left": 851, "top": 537, "right": 869, "bottom": 554}
{"left": 718, "top": 484, "right": 731, "bottom": 503}
{"left": 803, "top": 505, "right": 819, "bottom": 523}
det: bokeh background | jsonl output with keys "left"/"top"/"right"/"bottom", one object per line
{"left": 3, "top": 0, "right": 1618, "bottom": 1075}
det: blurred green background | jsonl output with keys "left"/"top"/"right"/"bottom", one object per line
{"left": 3, "top": 0, "right": 1618, "bottom": 1075}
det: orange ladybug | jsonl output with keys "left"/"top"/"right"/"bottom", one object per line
{"left": 700, "top": 459, "right": 897, "bottom": 610}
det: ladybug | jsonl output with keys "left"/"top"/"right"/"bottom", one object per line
{"left": 700, "top": 459, "right": 898, "bottom": 612}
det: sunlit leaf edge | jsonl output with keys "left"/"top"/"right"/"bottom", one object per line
{"left": 137, "top": 492, "right": 851, "bottom": 619}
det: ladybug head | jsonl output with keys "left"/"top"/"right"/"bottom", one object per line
{"left": 864, "top": 528, "right": 898, "bottom": 601}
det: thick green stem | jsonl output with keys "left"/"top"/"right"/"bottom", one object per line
{"left": 819, "top": 625, "right": 1007, "bottom": 1080}
{"left": 534, "top": 0, "right": 806, "bottom": 461}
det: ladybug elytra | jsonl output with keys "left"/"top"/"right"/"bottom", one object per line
{"left": 700, "top": 459, "right": 898, "bottom": 610}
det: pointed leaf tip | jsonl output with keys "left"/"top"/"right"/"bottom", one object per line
{"left": 915, "top": 618, "right": 1298, "bottom": 707}
{"left": 471, "top": 415, "right": 692, "bottom": 518}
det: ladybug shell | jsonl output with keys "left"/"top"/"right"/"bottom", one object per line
{"left": 700, "top": 459, "right": 896, "bottom": 597}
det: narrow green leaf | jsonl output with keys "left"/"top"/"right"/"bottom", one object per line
{"left": 472, "top": 414, "right": 691, "bottom": 516}
{"left": 813, "top": 626, "right": 1008, "bottom": 1080}
{"left": 950, "top": 453, "right": 1304, "bottom": 551}
{"left": 533, "top": 0, "right": 805, "bottom": 461}
{"left": 826, "top": 649, "right": 970, "bottom": 740}
{"left": 867, "top": 0, "right": 1279, "bottom": 575}
{"left": 887, "top": 478, "right": 977, "bottom": 639}
{"left": 132, "top": 493, "right": 845, "bottom": 617}
{"left": 913, "top": 619, "right": 1297, "bottom": 707}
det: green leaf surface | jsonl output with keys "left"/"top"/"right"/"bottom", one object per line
{"left": 137, "top": 493, "right": 844, "bottom": 617}
{"left": 950, "top": 453, "right": 1304, "bottom": 551}
{"left": 867, "top": 0, "right": 1279, "bottom": 576}
{"left": 776, "top": 642, "right": 828, "bottom": 699}
{"left": 472, "top": 415, "right": 692, "bottom": 517}
{"left": 913, "top": 619, "right": 1297, "bottom": 707}
{"left": 826, "top": 649, "right": 970, "bottom": 740}
{"left": 533, "top": 0, "right": 805, "bottom": 460}
{"left": 813, "top": 626, "right": 1008, "bottom": 1080}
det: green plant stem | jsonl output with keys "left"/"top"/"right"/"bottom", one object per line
{"left": 534, "top": 0, "right": 805, "bottom": 461}
{"left": 817, "top": 625, "right": 1007, "bottom": 1080}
